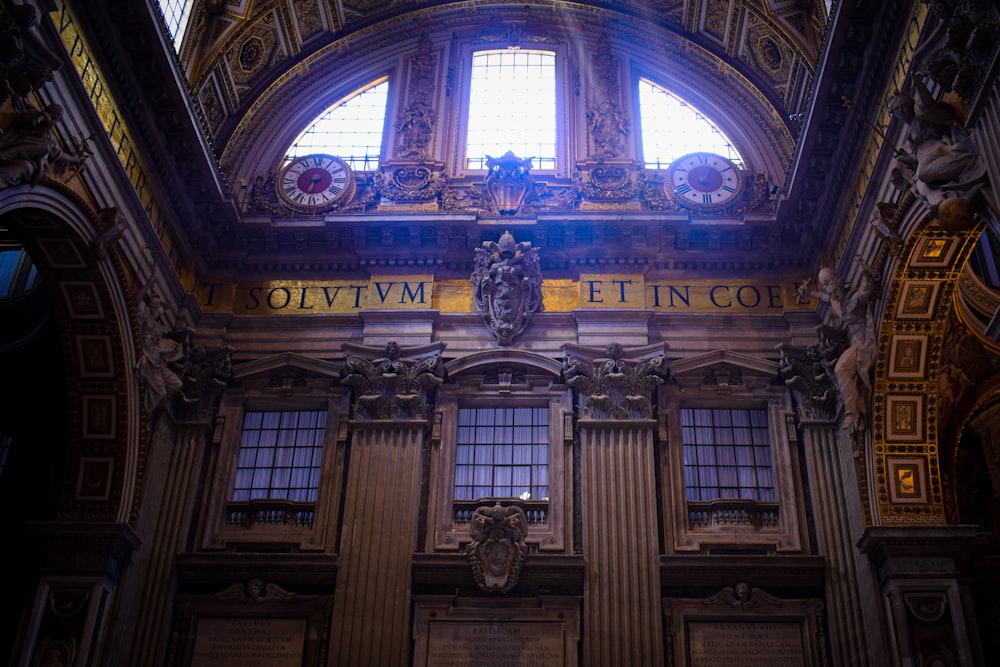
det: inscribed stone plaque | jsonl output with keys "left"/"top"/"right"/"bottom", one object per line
{"left": 687, "top": 621, "right": 804, "bottom": 666}
{"left": 191, "top": 617, "right": 306, "bottom": 666}
{"left": 425, "top": 621, "right": 564, "bottom": 667}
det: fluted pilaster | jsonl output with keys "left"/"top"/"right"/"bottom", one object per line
{"left": 798, "top": 415, "right": 890, "bottom": 666}
{"left": 111, "top": 420, "right": 211, "bottom": 665}
{"left": 579, "top": 420, "right": 663, "bottom": 666}
{"left": 328, "top": 422, "right": 426, "bottom": 666}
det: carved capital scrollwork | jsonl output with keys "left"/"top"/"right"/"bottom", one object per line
{"left": 342, "top": 341, "right": 444, "bottom": 420}
{"left": 466, "top": 501, "right": 528, "bottom": 593}
{"left": 562, "top": 342, "right": 668, "bottom": 420}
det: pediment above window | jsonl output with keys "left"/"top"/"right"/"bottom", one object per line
{"left": 667, "top": 350, "right": 780, "bottom": 394}
{"left": 231, "top": 352, "right": 342, "bottom": 394}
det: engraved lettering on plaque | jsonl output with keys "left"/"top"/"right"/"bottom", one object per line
{"left": 191, "top": 617, "right": 306, "bottom": 667}
{"left": 425, "top": 621, "right": 565, "bottom": 667}
{"left": 687, "top": 621, "right": 804, "bottom": 666}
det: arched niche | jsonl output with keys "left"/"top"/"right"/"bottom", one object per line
{"left": 0, "top": 186, "right": 142, "bottom": 525}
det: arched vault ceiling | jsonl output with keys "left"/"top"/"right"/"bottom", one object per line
{"left": 182, "top": 0, "right": 824, "bottom": 158}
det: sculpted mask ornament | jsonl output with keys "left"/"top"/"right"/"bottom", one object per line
{"left": 471, "top": 230, "right": 543, "bottom": 345}
{"left": 467, "top": 502, "right": 528, "bottom": 593}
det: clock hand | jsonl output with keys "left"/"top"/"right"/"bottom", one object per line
{"left": 306, "top": 173, "right": 323, "bottom": 193}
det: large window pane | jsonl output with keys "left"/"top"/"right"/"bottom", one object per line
{"left": 638, "top": 79, "right": 742, "bottom": 169}
{"left": 454, "top": 406, "right": 548, "bottom": 501}
{"left": 232, "top": 410, "right": 327, "bottom": 502}
{"left": 681, "top": 407, "right": 774, "bottom": 502}
{"left": 466, "top": 50, "right": 556, "bottom": 170}
{"left": 286, "top": 81, "right": 389, "bottom": 170}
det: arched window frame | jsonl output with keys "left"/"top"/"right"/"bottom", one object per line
{"left": 282, "top": 77, "right": 392, "bottom": 172}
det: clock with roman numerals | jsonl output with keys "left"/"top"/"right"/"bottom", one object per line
{"left": 667, "top": 152, "right": 743, "bottom": 211}
{"left": 277, "top": 154, "right": 355, "bottom": 212}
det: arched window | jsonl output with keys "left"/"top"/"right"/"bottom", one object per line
{"left": 638, "top": 79, "right": 742, "bottom": 169}
{"left": 466, "top": 50, "right": 557, "bottom": 170}
{"left": 156, "top": 0, "right": 192, "bottom": 48}
{"left": 285, "top": 80, "right": 390, "bottom": 171}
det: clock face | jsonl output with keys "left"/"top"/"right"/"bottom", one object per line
{"left": 277, "top": 154, "right": 354, "bottom": 212}
{"left": 668, "top": 152, "right": 743, "bottom": 210}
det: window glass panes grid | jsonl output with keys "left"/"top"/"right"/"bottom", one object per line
{"left": 156, "top": 0, "right": 192, "bottom": 47}
{"left": 454, "top": 407, "right": 549, "bottom": 501}
{"left": 466, "top": 50, "right": 556, "bottom": 170}
{"left": 232, "top": 410, "right": 327, "bottom": 502}
{"left": 286, "top": 81, "right": 389, "bottom": 171}
{"left": 681, "top": 408, "right": 774, "bottom": 502}
{"left": 638, "top": 79, "right": 742, "bottom": 169}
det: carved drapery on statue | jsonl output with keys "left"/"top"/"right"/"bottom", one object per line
{"left": 342, "top": 341, "right": 444, "bottom": 420}
{"left": 0, "top": 3, "right": 89, "bottom": 190}
{"left": 471, "top": 230, "right": 543, "bottom": 345}
{"left": 795, "top": 260, "right": 878, "bottom": 432}
{"left": 466, "top": 501, "right": 528, "bottom": 593}
{"left": 562, "top": 342, "right": 668, "bottom": 420}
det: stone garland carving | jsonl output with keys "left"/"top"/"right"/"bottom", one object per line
{"left": 562, "top": 342, "right": 667, "bottom": 420}
{"left": 795, "top": 259, "right": 878, "bottom": 432}
{"left": 586, "top": 39, "right": 629, "bottom": 160}
{"left": 471, "top": 230, "right": 542, "bottom": 346}
{"left": 395, "top": 35, "right": 437, "bottom": 161}
{"left": 376, "top": 165, "right": 446, "bottom": 203}
{"left": 466, "top": 501, "right": 528, "bottom": 593}
{"left": 342, "top": 341, "right": 444, "bottom": 420}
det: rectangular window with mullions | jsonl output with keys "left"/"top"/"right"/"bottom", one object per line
{"left": 454, "top": 407, "right": 549, "bottom": 501}
{"left": 232, "top": 410, "right": 327, "bottom": 502}
{"left": 681, "top": 408, "right": 775, "bottom": 502}
{"left": 465, "top": 50, "right": 557, "bottom": 170}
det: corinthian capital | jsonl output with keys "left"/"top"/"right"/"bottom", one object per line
{"left": 562, "top": 342, "right": 668, "bottom": 420}
{"left": 342, "top": 341, "right": 444, "bottom": 420}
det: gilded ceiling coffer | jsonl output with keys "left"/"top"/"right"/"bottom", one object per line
{"left": 471, "top": 230, "right": 543, "bottom": 346}
{"left": 467, "top": 501, "right": 528, "bottom": 593}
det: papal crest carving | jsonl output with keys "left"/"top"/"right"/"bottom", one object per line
{"left": 471, "top": 230, "right": 543, "bottom": 345}
{"left": 467, "top": 502, "right": 528, "bottom": 593}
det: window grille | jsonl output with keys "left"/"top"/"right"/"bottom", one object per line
{"left": 466, "top": 50, "right": 557, "bottom": 170}
{"left": 286, "top": 80, "right": 389, "bottom": 171}
{"left": 638, "top": 79, "right": 742, "bottom": 169}
{"left": 454, "top": 406, "right": 549, "bottom": 501}
{"left": 681, "top": 408, "right": 775, "bottom": 502}
{"left": 232, "top": 410, "right": 327, "bottom": 502}
{"left": 156, "top": 0, "right": 192, "bottom": 47}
